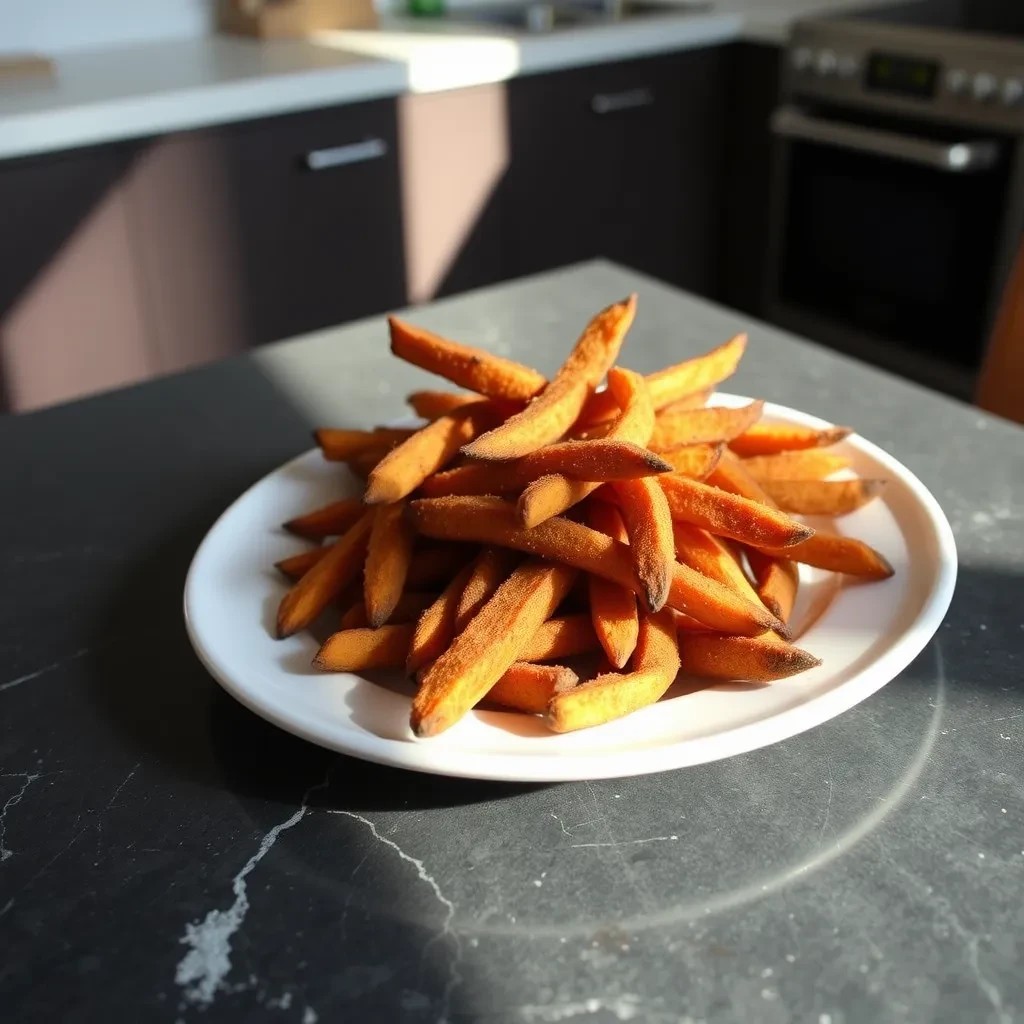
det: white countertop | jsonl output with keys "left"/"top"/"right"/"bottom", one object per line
{"left": 0, "top": 0, "right": 893, "bottom": 162}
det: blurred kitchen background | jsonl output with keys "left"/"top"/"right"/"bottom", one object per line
{"left": 2, "top": 0, "right": 1022, "bottom": 421}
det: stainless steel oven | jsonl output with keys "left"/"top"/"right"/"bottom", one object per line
{"left": 766, "top": 2, "right": 1024, "bottom": 398}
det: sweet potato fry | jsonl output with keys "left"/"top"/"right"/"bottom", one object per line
{"left": 670, "top": 522, "right": 759, "bottom": 603}
{"left": 576, "top": 333, "right": 747, "bottom": 426}
{"left": 758, "top": 479, "right": 887, "bottom": 516}
{"left": 315, "top": 427, "right": 415, "bottom": 461}
{"left": 741, "top": 450, "right": 851, "bottom": 482}
{"left": 408, "top": 496, "right": 783, "bottom": 635}
{"left": 659, "top": 475, "right": 814, "bottom": 549}
{"left": 364, "top": 502, "right": 416, "bottom": 627}
{"left": 483, "top": 663, "right": 578, "bottom": 714}
{"left": 656, "top": 388, "right": 714, "bottom": 414}
{"left": 315, "top": 624, "right": 414, "bottom": 672}
{"left": 407, "top": 561, "right": 476, "bottom": 674}
{"left": 406, "top": 543, "right": 473, "bottom": 588}
{"left": 389, "top": 317, "right": 547, "bottom": 401}
{"left": 521, "top": 614, "right": 599, "bottom": 661}
{"left": 411, "top": 561, "right": 578, "bottom": 736}
{"left": 275, "top": 546, "right": 327, "bottom": 581}
{"left": 545, "top": 609, "right": 680, "bottom": 733}
{"left": 406, "top": 390, "right": 479, "bottom": 421}
{"left": 678, "top": 632, "right": 820, "bottom": 682}
{"left": 657, "top": 443, "right": 723, "bottom": 480}
{"left": 420, "top": 438, "right": 671, "bottom": 499}
{"left": 340, "top": 590, "right": 436, "bottom": 630}
{"left": 612, "top": 477, "right": 675, "bottom": 613}
{"left": 365, "top": 402, "right": 500, "bottom": 504}
{"left": 283, "top": 498, "right": 365, "bottom": 541}
{"left": 649, "top": 400, "right": 764, "bottom": 452}
{"left": 463, "top": 295, "right": 636, "bottom": 461}
{"left": 755, "top": 532, "right": 894, "bottom": 579}
{"left": 728, "top": 423, "right": 852, "bottom": 458}
{"left": 518, "top": 365, "right": 654, "bottom": 527}
{"left": 586, "top": 502, "right": 639, "bottom": 669}
{"left": 276, "top": 512, "right": 373, "bottom": 638}
{"left": 744, "top": 549, "right": 799, "bottom": 623}
{"left": 455, "top": 547, "right": 521, "bottom": 631}
{"left": 706, "top": 452, "right": 776, "bottom": 504}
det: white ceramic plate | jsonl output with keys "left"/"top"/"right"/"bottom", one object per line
{"left": 184, "top": 394, "right": 957, "bottom": 781}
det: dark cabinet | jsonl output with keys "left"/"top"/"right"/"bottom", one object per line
{"left": 503, "top": 48, "right": 728, "bottom": 294}
{"left": 221, "top": 99, "right": 407, "bottom": 345}
{"left": 0, "top": 145, "right": 158, "bottom": 412}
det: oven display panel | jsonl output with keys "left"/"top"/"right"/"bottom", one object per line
{"left": 865, "top": 52, "right": 940, "bottom": 98}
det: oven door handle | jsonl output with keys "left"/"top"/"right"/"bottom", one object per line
{"left": 771, "top": 105, "right": 999, "bottom": 173}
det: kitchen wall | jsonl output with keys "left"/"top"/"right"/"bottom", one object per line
{"left": 3, "top": 0, "right": 214, "bottom": 54}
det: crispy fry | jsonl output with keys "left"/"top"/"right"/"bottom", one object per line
{"left": 275, "top": 546, "right": 327, "bottom": 581}
{"left": 612, "top": 477, "right": 675, "bottom": 612}
{"left": 455, "top": 547, "right": 521, "bottom": 631}
{"left": 586, "top": 502, "right": 639, "bottom": 669}
{"left": 649, "top": 400, "right": 764, "bottom": 452}
{"left": 276, "top": 512, "right": 373, "bottom": 638}
{"left": 315, "top": 427, "right": 415, "bottom": 461}
{"left": 483, "top": 663, "right": 579, "bottom": 714}
{"left": 365, "top": 402, "right": 500, "bottom": 504}
{"left": 741, "top": 450, "right": 851, "bottom": 482}
{"left": 463, "top": 296, "right": 636, "bottom": 461}
{"left": 389, "top": 317, "right": 547, "bottom": 401}
{"left": 408, "top": 496, "right": 783, "bottom": 636}
{"left": 315, "top": 624, "right": 414, "bottom": 671}
{"left": 420, "top": 438, "right": 671, "bottom": 499}
{"left": 407, "top": 390, "right": 480, "bottom": 420}
{"left": 656, "top": 388, "right": 714, "bottom": 414}
{"left": 729, "top": 423, "right": 852, "bottom": 458}
{"left": 407, "top": 561, "right": 476, "bottom": 674}
{"left": 406, "top": 543, "right": 473, "bottom": 588}
{"left": 411, "top": 561, "right": 578, "bottom": 736}
{"left": 755, "top": 532, "right": 894, "bottom": 579}
{"left": 283, "top": 498, "right": 365, "bottom": 541}
{"left": 364, "top": 502, "right": 416, "bottom": 627}
{"left": 706, "top": 452, "right": 776, "bottom": 504}
{"left": 340, "top": 590, "right": 436, "bottom": 630}
{"left": 576, "top": 333, "right": 747, "bottom": 426}
{"left": 659, "top": 475, "right": 814, "bottom": 549}
{"left": 658, "top": 443, "right": 723, "bottom": 480}
{"left": 518, "top": 365, "right": 655, "bottom": 527}
{"left": 521, "top": 614, "right": 599, "bottom": 660}
{"left": 678, "top": 632, "right": 820, "bottom": 682}
{"left": 758, "top": 478, "right": 887, "bottom": 516}
{"left": 671, "top": 522, "right": 758, "bottom": 602}
{"left": 745, "top": 549, "right": 800, "bottom": 623}
{"left": 545, "top": 609, "right": 680, "bottom": 733}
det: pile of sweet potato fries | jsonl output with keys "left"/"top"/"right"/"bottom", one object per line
{"left": 273, "top": 295, "right": 893, "bottom": 736}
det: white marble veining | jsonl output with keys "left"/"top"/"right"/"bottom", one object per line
{"left": 0, "top": 0, "right": 901, "bottom": 161}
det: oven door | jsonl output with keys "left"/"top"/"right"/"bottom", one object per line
{"left": 765, "top": 103, "right": 1016, "bottom": 397}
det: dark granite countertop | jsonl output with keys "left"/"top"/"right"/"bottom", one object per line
{"left": 2, "top": 261, "right": 1021, "bottom": 1024}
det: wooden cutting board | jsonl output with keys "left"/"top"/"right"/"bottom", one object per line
{"left": 0, "top": 54, "right": 56, "bottom": 83}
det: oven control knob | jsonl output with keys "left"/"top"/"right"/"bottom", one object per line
{"left": 837, "top": 54, "right": 858, "bottom": 79}
{"left": 791, "top": 47, "right": 813, "bottom": 72}
{"left": 972, "top": 72, "right": 998, "bottom": 101}
{"left": 815, "top": 49, "right": 838, "bottom": 76}
{"left": 946, "top": 68, "right": 968, "bottom": 95}
{"left": 1002, "top": 77, "right": 1024, "bottom": 106}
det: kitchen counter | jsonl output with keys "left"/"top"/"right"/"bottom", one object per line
{"left": 2, "top": 260, "right": 1022, "bottom": 1023}
{"left": 0, "top": 0, "right": 894, "bottom": 161}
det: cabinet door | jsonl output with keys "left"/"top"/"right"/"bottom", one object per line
{"left": 0, "top": 146, "right": 156, "bottom": 413}
{"left": 223, "top": 99, "right": 407, "bottom": 346}
{"left": 504, "top": 49, "right": 727, "bottom": 294}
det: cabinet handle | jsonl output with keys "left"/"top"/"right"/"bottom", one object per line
{"left": 590, "top": 88, "right": 655, "bottom": 115}
{"left": 304, "top": 138, "right": 388, "bottom": 171}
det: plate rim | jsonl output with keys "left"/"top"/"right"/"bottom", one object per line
{"left": 183, "top": 394, "right": 957, "bottom": 781}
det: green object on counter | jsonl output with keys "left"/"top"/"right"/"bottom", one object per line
{"left": 407, "top": 0, "right": 445, "bottom": 14}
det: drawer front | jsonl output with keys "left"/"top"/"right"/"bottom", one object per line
{"left": 224, "top": 99, "right": 407, "bottom": 345}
